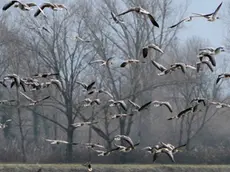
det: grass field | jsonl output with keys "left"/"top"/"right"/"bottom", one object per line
{"left": 0, "top": 164, "right": 230, "bottom": 172}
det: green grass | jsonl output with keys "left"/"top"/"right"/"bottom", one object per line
{"left": 1, "top": 164, "right": 230, "bottom": 171}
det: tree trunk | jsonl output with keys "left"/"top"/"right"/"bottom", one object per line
{"left": 66, "top": 127, "right": 73, "bottom": 162}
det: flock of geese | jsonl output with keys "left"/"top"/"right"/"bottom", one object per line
{"left": 1, "top": 0, "right": 230, "bottom": 171}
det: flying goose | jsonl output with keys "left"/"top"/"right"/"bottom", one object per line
{"left": 120, "top": 59, "right": 141, "bottom": 67}
{"left": 111, "top": 113, "right": 134, "bottom": 119}
{"left": 89, "top": 57, "right": 114, "bottom": 66}
{"left": 128, "top": 99, "right": 152, "bottom": 112}
{"left": 117, "top": 7, "right": 159, "bottom": 27}
{"left": 169, "top": 15, "right": 200, "bottom": 28}
{"left": 192, "top": 2, "right": 223, "bottom": 22}
{"left": 113, "top": 142, "right": 140, "bottom": 153}
{"left": 199, "top": 46, "right": 224, "bottom": 55}
{"left": 216, "top": 73, "right": 230, "bottom": 84}
{"left": 196, "top": 60, "right": 214, "bottom": 73}
{"left": 4, "top": 74, "right": 26, "bottom": 92}
{"left": 76, "top": 81, "right": 96, "bottom": 91}
{"left": 94, "top": 147, "right": 119, "bottom": 156}
{"left": 45, "top": 79, "right": 62, "bottom": 90}
{"left": 45, "top": 139, "right": 79, "bottom": 145}
{"left": 152, "top": 101, "right": 173, "bottom": 113}
{"left": 71, "top": 121, "right": 98, "bottom": 128}
{"left": 0, "top": 119, "right": 12, "bottom": 129}
{"left": 198, "top": 53, "right": 216, "bottom": 67}
{"left": 83, "top": 98, "right": 100, "bottom": 107}
{"left": 157, "top": 63, "right": 187, "bottom": 76}
{"left": 19, "top": 91, "right": 50, "bottom": 106}
{"left": 167, "top": 105, "right": 198, "bottom": 120}
{"left": 209, "top": 101, "right": 230, "bottom": 109}
{"left": 113, "top": 135, "right": 135, "bottom": 149}
{"left": 153, "top": 146, "right": 175, "bottom": 163}
{"left": 108, "top": 99, "right": 127, "bottom": 111}
{"left": 160, "top": 142, "right": 186, "bottom": 153}
{"left": 142, "top": 44, "right": 164, "bottom": 58}
{"left": 82, "top": 163, "right": 92, "bottom": 172}
{"left": 32, "top": 72, "right": 59, "bottom": 78}
{"left": 2, "top": 1, "right": 37, "bottom": 11}
{"left": 34, "top": 3, "right": 67, "bottom": 17}
{"left": 83, "top": 142, "right": 105, "bottom": 149}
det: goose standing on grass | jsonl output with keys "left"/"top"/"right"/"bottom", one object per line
{"left": 82, "top": 162, "right": 92, "bottom": 172}
{"left": 19, "top": 91, "right": 50, "bottom": 106}
{"left": 196, "top": 60, "right": 214, "bottom": 73}
{"left": 152, "top": 101, "right": 173, "bottom": 113}
{"left": 128, "top": 99, "right": 152, "bottom": 112}
{"left": 216, "top": 73, "right": 230, "bottom": 84}
{"left": 142, "top": 44, "right": 164, "bottom": 58}
{"left": 169, "top": 15, "right": 200, "bottom": 28}
{"left": 192, "top": 2, "right": 223, "bottom": 22}
{"left": 117, "top": 7, "right": 159, "bottom": 28}
{"left": 108, "top": 99, "right": 127, "bottom": 111}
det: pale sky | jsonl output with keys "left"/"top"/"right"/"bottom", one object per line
{"left": 178, "top": 0, "right": 229, "bottom": 47}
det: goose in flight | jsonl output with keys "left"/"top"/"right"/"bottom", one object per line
{"left": 32, "top": 72, "right": 59, "bottom": 78}
{"left": 83, "top": 142, "right": 105, "bottom": 149}
{"left": 111, "top": 113, "right": 134, "bottom": 119}
{"left": 153, "top": 146, "right": 175, "bottom": 163}
{"left": 117, "top": 7, "right": 159, "bottom": 28}
{"left": 192, "top": 2, "right": 223, "bottom": 22}
{"left": 113, "top": 135, "right": 135, "bottom": 149}
{"left": 34, "top": 3, "right": 67, "bottom": 17}
{"left": 142, "top": 44, "right": 164, "bottom": 58}
{"left": 216, "top": 73, "right": 230, "bottom": 84}
{"left": 169, "top": 15, "right": 200, "bottom": 28}
{"left": 2, "top": 1, "right": 37, "bottom": 11}
{"left": 160, "top": 142, "right": 186, "bottom": 153}
{"left": 209, "top": 101, "right": 230, "bottom": 109}
{"left": 128, "top": 100, "right": 152, "bottom": 112}
{"left": 120, "top": 59, "right": 141, "bottom": 68}
{"left": 113, "top": 142, "right": 140, "bottom": 153}
{"left": 89, "top": 57, "right": 114, "bottom": 66}
{"left": 108, "top": 99, "right": 127, "bottom": 111}
{"left": 0, "top": 119, "right": 12, "bottom": 129}
{"left": 94, "top": 147, "right": 120, "bottom": 156}
{"left": 45, "top": 139, "right": 79, "bottom": 145}
{"left": 196, "top": 60, "right": 214, "bottom": 73}
{"left": 4, "top": 74, "right": 26, "bottom": 92}
{"left": 44, "top": 79, "right": 62, "bottom": 90}
{"left": 157, "top": 63, "right": 187, "bottom": 76}
{"left": 199, "top": 46, "right": 224, "bottom": 55}
{"left": 71, "top": 121, "right": 98, "bottom": 128}
{"left": 152, "top": 101, "right": 173, "bottom": 113}
{"left": 19, "top": 91, "right": 50, "bottom": 106}
{"left": 167, "top": 105, "right": 198, "bottom": 120}
{"left": 83, "top": 98, "right": 100, "bottom": 107}
{"left": 151, "top": 60, "right": 167, "bottom": 72}
{"left": 76, "top": 81, "right": 96, "bottom": 91}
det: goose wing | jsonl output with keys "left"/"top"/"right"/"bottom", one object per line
{"left": 153, "top": 152, "right": 159, "bottom": 163}
{"left": 20, "top": 91, "right": 35, "bottom": 102}
{"left": 164, "top": 150, "right": 175, "bottom": 162}
{"left": 174, "top": 143, "right": 186, "bottom": 150}
{"left": 86, "top": 81, "right": 96, "bottom": 91}
{"left": 169, "top": 17, "right": 190, "bottom": 28}
{"left": 115, "top": 135, "right": 134, "bottom": 148}
{"left": 177, "top": 107, "right": 193, "bottom": 118}
{"left": 213, "top": 2, "right": 223, "bottom": 17}
{"left": 142, "top": 47, "right": 149, "bottom": 58}
{"left": 37, "top": 96, "right": 50, "bottom": 103}
{"left": 147, "top": 14, "right": 159, "bottom": 28}
{"left": 118, "top": 100, "right": 127, "bottom": 111}
{"left": 3, "top": 0, "right": 20, "bottom": 11}
{"left": 162, "top": 102, "right": 173, "bottom": 113}
{"left": 76, "top": 81, "right": 87, "bottom": 89}
{"left": 204, "top": 54, "right": 216, "bottom": 67}
{"left": 151, "top": 60, "right": 167, "bottom": 72}
{"left": 216, "top": 74, "right": 223, "bottom": 84}
{"left": 128, "top": 99, "right": 140, "bottom": 109}
{"left": 117, "top": 7, "right": 136, "bottom": 16}
{"left": 203, "top": 60, "right": 214, "bottom": 72}
{"left": 148, "top": 44, "right": 164, "bottom": 53}
{"left": 120, "top": 61, "right": 128, "bottom": 67}
{"left": 138, "top": 101, "right": 152, "bottom": 111}
{"left": 34, "top": 3, "right": 54, "bottom": 17}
